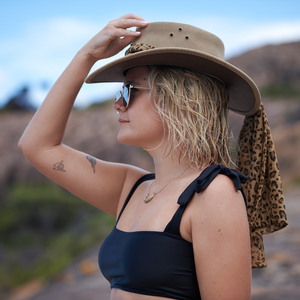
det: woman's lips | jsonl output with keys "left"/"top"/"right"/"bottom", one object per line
{"left": 118, "top": 118, "right": 129, "bottom": 125}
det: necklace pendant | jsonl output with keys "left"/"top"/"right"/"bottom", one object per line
{"left": 144, "top": 193, "right": 155, "bottom": 203}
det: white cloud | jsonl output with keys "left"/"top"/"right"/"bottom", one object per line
{"left": 0, "top": 17, "right": 108, "bottom": 106}
{"left": 240, "top": 20, "right": 300, "bottom": 45}
{"left": 2, "top": 18, "right": 99, "bottom": 75}
{"left": 219, "top": 20, "right": 300, "bottom": 57}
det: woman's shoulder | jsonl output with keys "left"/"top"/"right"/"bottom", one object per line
{"left": 189, "top": 165, "right": 247, "bottom": 221}
{"left": 196, "top": 173, "right": 242, "bottom": 205}
{"left": 204, "top": 171, "right": 238, "bottom": 193}
{"left": 188, "top": 167, "right": 248, "bottom": 240}
{"left": 181, "top": 165, "right": 249, "bottom": 246}
{"left": 191, "top": 170, "right": 246, "bottom": 223}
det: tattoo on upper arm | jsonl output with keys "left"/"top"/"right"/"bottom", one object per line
{"left": 53, "top": 160, "right": 66, "bottom": 172}
{"left": 86, "top": 155, "right": 96, "bottom": 173}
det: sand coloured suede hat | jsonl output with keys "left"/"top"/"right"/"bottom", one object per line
{"left": 85, "top": 22, "right": 261, "bottom": 116}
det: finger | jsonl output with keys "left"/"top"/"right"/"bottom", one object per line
{"left": 111, "top": 17, "right": 147, "bottom": 31}
{"left": 114, "top": 28, "right": 141, "bottom": 38}
{"left": 105, "top": 21, "right": 144, "bottom": 41}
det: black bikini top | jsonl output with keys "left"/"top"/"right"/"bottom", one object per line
{"left": 98, "top": 165, "right": 247, "bottom": 300}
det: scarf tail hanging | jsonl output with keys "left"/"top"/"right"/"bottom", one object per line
{"left": 236, "top": 103, "right": 288, "bottom": 269}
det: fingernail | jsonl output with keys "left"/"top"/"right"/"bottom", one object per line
{"left": 141, "top": 21, "right": 148, "bottom": 25}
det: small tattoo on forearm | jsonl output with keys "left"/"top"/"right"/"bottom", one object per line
{"left": 86, "top": 155, "right": 96, "bottom": 173}
{"left": 53, "top": 160, "right": 66, "bottom": 172}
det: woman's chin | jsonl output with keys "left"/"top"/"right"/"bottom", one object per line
{"left": 117, "top": 132, "right": 141, "bottom": 147}
{"left": 117, "top": 130, "right": 164, "bottom": 149}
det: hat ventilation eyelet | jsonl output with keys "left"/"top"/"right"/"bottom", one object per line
{"left": 170, "top": 33, "right": 173, "bottom": 37}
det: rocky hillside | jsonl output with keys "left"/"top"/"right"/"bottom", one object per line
{"left": 228, "top": 41, "right": 300, "bottom": 89}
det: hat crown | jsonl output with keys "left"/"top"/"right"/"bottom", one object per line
{"left": 131, "top": 22, "right": 225, "bottom": 60}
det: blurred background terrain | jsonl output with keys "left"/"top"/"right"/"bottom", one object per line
{"left": 0, "top": 39, "right": 300, "bottom": 300}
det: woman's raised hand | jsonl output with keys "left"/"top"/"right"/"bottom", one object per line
{"left": 80, "top": 14, "right": 147, "bottom": 62}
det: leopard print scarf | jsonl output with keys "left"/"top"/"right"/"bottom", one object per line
{"left": 237, "top": 103, "right": 288, "bottom": 268}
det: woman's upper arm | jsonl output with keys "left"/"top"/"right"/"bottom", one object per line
{"left": 21, "top": 143, "right": 148, "bottom": 216}
{"left": 191, "top": 174, "right": 251, "bottom": 300}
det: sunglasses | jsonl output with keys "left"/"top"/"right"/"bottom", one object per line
{"left": 115, "top": 83, "right": 150, "bottom": 108}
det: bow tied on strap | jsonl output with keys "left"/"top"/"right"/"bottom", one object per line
{"left": 178, "top": 165, "right": 247, "bottom": 207}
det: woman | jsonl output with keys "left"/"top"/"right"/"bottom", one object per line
{"left": 19, "top": 14, "right": 287, "bottom": 300}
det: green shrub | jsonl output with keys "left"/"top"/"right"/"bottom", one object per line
{"left": 261, "top": 84, "right": 300, "bottom": 99}
{"left": 0, "top": 181, "right": 115, "bottom": 291}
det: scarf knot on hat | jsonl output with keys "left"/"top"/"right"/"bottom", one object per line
{"left": 125, "top": 43, "right": 156, "bottom": 55}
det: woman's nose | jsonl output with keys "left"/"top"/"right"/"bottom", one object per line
{"left": 113, "top": 96, "right": 126, "bottom": 112}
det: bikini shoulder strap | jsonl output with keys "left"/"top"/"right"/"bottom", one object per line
{"left": 116, "top": 173, "right": 155, "bottom": 224}
{"left": 164, "top": 165, "right": 247, "bottom": 236}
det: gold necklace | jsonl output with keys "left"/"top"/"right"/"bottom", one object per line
{"left": 144, "top": 165, "right": 190, "bottom": 203}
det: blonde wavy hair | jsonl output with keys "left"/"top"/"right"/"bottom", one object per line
{"left": 148, "top": 66, "right": 232, "bottom": 168}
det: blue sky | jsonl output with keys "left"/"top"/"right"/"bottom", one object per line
{"left": 1, "top": 0, "right": 300, "bottom": 108}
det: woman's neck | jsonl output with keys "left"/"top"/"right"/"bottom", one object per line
{"left": 144, "top": 138, "right": 202, "bottom": 183}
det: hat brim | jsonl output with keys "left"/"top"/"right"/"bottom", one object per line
{"left": 85, "top": 48, "right": 261, "bottom": 116}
